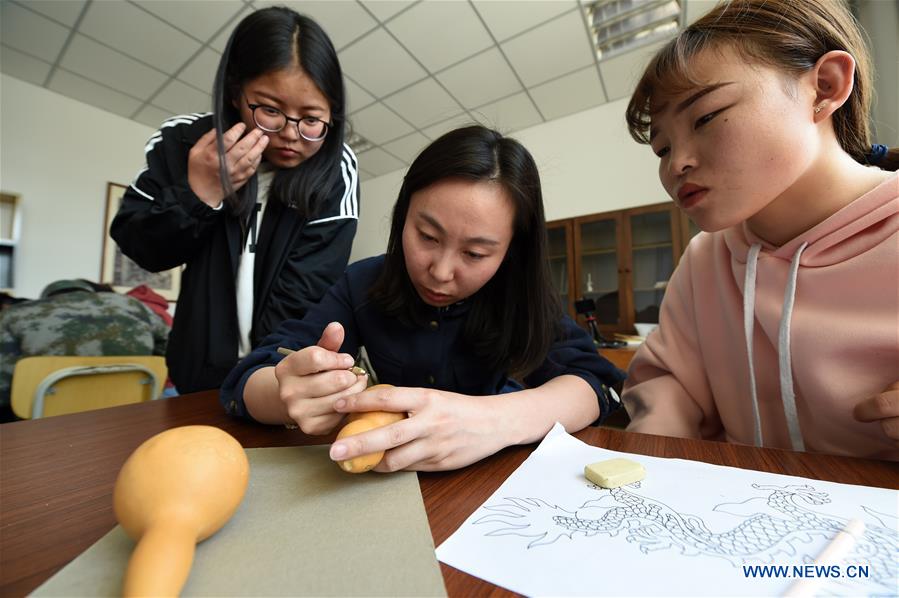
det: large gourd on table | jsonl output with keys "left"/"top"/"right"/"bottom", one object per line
{"left": 113, "top": 425, "right": 250, "bottom": 596}
{"left": 335, "top": 384, "right": 406, "bottom": 473}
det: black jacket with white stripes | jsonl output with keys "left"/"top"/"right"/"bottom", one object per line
{"left": 111, "top": 113, "right": 359, "bottom": 393}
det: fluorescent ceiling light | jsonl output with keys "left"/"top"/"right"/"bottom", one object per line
{"left": 586, "top": 0, "right": 682, "bottom": 62}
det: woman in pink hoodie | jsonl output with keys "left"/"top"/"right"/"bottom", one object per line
{"left": 621, "top": 0, "right": 898, "bottom": 460}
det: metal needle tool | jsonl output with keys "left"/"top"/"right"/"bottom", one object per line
{"left": 276, "top": 346, "right": 367, "bottom": 376}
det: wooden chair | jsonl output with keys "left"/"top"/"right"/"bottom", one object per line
{"left": 10, "top": 356, "right": 168, "bottom": 419}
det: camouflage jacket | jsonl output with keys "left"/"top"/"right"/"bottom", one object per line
{"left": 0, "top": 290, "right": 169, "bottom": 408}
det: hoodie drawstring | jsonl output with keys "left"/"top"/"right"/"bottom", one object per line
{"left": 743, "top": 243, "right": 763, "bottom": 447}
{"left": 743, "top": 241, "right": 809, "bottom": 451}
{"left": 778, "top": 241, "right": 809, "bottom": 451}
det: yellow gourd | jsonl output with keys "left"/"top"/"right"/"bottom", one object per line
{"left": 335, "top": 384, "right": 406, "bottom": 473}
{"left": 113, "top": 425, "right": 249, "bottom": 597}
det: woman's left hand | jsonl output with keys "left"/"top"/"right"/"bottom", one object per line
{"left": 854, "top": 381, "right": 899, "bottom": 447}
{"left": 329, "top": 386, "right": 506, "bottom": 471}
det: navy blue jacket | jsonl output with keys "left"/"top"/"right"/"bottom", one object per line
{"left": 221, "top": 256, "right": 625, "bottom": 423}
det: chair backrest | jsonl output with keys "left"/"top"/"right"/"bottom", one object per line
{"left": 11, "top": 356, "right": 168, "bottom": 419}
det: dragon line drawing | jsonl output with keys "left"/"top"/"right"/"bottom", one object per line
{"left": 473, "top": 483, "right": 897, "bottom": 594}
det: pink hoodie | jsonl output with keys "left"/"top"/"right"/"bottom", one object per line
{"left": 623, "top": 174, "right": 899, "bottom": 461}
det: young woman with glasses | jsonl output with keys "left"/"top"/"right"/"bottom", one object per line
{"left": 111, "top": 7, "right": 359, "bottom": 394}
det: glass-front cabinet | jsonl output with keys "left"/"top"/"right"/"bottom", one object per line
{"left": 549, "top": 202, "right": 698, "bottom": 334}
{"left": 628, "top": 207, "right": 677, "bottom": 325}
{"left": 575, "top": 215, "right": 621, "bottom": 328}
{"left": 547, "top": 221, "right": 574, "bottom": 315}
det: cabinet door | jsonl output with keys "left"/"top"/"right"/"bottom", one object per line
{"left": 627, "top": 206, "right": 678, "bottom": 327}
{"left": 574, "top": 215, "right": 621, "bottom": 328}
{"left": 677, "top": 213, "right": 702, "bottom": 257}
{"left": 546, "top": 221, "right": 575, "bottom": 318}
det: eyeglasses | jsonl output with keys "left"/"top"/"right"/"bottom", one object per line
{"left": 245, "top": 97, "right": 331, "bottom": 142}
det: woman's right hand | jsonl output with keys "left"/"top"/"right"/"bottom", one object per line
{"left": 187, "top": 123, "right": 269, "bottom": 208}
{"left": 274, "top": 322, "right": 367, "bottom": 435}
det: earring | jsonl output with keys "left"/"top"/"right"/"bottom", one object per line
{"left": 814, "top": 103, "right": 825, "bottom": 114}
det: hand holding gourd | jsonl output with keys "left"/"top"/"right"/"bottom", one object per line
{"left": 334, "top": 384, "right": 407, "bottom": 473}
{"left": 332, "top": 385, "right": 512, "bottom": 472}
{"left": 113, "top": 426, "right": 249, "bottom": 597}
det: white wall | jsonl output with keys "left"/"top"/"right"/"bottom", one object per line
{"left": 350, "top": 95, "right": 667, "bottom": 262}
{"left": 857, "top": 0, "right": 899, "bottom": 146}
{"left": 350, "top": 169, "right": 404, "bottom": 262}
{"left": 0, "top": 74, "right": 154, "bottom": 298}
{"left": 517, "top": 96, "right": 668, "bottom": 220}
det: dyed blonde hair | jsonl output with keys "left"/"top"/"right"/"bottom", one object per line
{"left": 625, "top": 0, "right": 883, "bottom": 166}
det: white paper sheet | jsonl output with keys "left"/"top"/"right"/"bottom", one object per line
{"left": 436, "top": 424, "right": 898, "bottom": 597}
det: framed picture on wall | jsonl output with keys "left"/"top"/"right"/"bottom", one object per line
{"left": 100, "top": 182, "right": 181, "bottom": 301}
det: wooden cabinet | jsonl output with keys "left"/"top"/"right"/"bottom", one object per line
{"left": 549, "top": 202, "right": 699, "bottom": 334}
{"left": 547, "top": 220, "right": 575, "bottom": 315}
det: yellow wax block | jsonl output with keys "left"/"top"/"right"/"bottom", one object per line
{"left": 584, "top": 458, "right": 646, "bottom": 488}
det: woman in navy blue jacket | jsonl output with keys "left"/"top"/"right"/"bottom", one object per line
{"left": 221, "top": 125, "right": 624, "bottom": 471}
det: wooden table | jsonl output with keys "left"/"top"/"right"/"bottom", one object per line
{"left": 1, "top": 391, "right": 896, "bottom": 596}
{"left": 598, "top": 347, "right": 637, "bottom": 372}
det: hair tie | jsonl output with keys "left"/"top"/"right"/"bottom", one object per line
{"left": 866, "top": 143, "right": 888, "bottom": 163}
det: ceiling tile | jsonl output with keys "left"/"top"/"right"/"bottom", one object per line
{"left": 0, "top": 45, "right": 52, "bottom": 86}
{"left": 470, "top": 92, "right": 542, "bottom": 134}
{"left": 177, "top": 48, "right": 221, "bottom": 94}
{"left": 345, "top": 77, "right": 376, "bottom": 114}
{"left": 436, "top": 47, "right": 522, "bottom": 109}
{"left": 254, "top": 1, "right": 378, "bottom": 50}
{"left": 152, "top": 79, "right": 212, "bottom": 115}
{"left": 386, "top": 1, "right": 493, "bottom": 73}
{"left": 381, "top": 131, "right": 430, "bottom": 163}
{"left": 501, "top": 10, "right": 594, "bottom": 87}
{"left": 420, "top": 113, "right": 481, "bottom": 140}
{"left": 350, "top": 102, "right": 415, "bottom": 145}
{"left": 599, "top": 39, "right": 670, "bottom": 102}
{"left": 338, "top": 28, "right": 425, "bottom": 97}
{"left": 382, "top": 78, "right": 463, "bottom": 129}
{"left": 530, "top": 66, "right": 605, "bottom": 120}
{"left": 60, "top": 34, "right": 169, "bottom": 100}
{"left": 357, "top": 148, "right": 405, "bottom": 177}
{"left": 685, "top": 0, "right": 719, "bottom": 24}
{"left": 135, "top": 104, "right": 175, "bottom": 130}
{"left": 17, "top": 0, "right": 86, "bottom": 27}
{"left": 0, "top": 2, "right": 69, "bottom": 63}
{"left": 48, "top": 69, "right": 143, "bottom": 119}
{"left": 134, "top": 0, "right": 246, "bottom": 43}
{"left": 359, "top": 1, "right": 412, "bottom": 23}
{"left": 209, "top": 5, "right": 255, "bottom": 53}
{"left": 79, "top": 1, "right": 202, "bottom": 74}
{"left": 472, "top": 1, "right": 575, "bottom": 42}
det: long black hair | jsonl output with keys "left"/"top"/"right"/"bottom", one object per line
{"left": 211, "top": 7, "right": 346, "bottom": 218}
{"left": 369, "top": 125, "right": 563, "bottom": 379}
